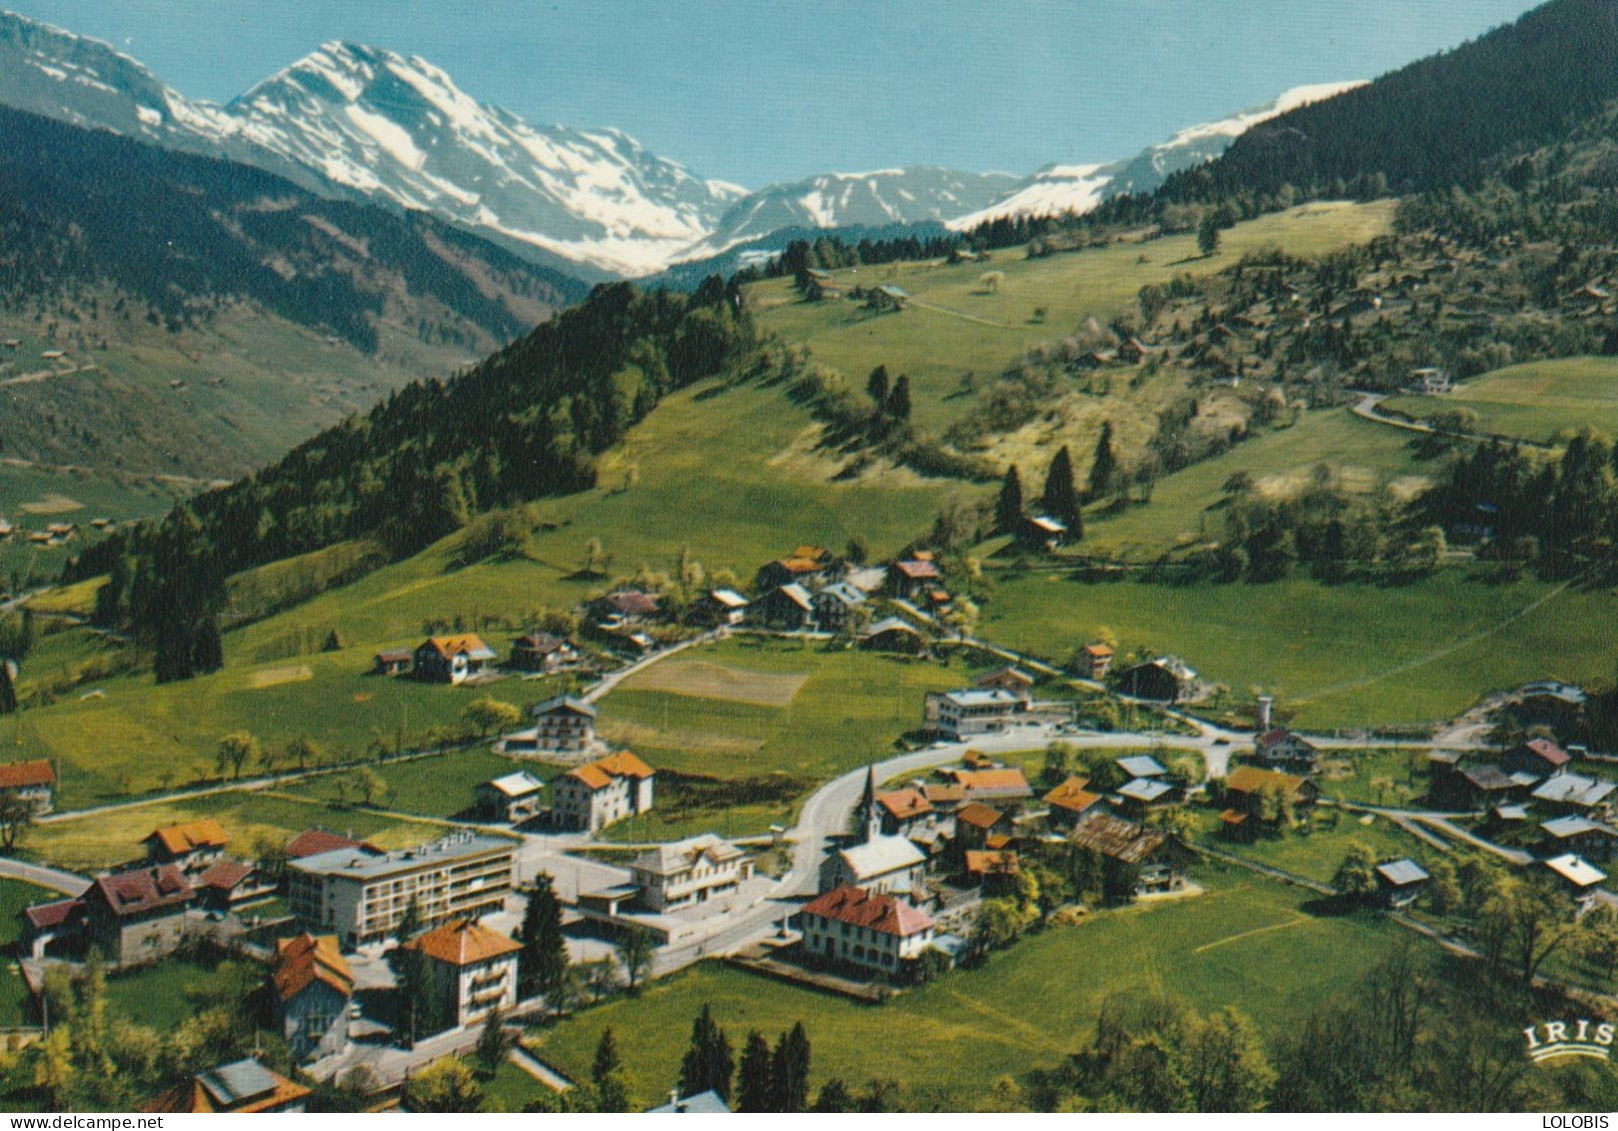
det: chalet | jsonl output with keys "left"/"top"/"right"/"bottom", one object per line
{"left": 1118, "top": 655, "right": 1199, "bottom": 703}
{"left": 867, "top": 284, "right": 909, "bottom": 312}
{"left": 1014, "top": 514, "right": 1068, "bottom": 554}
{"left": 1068, "top": 811, "right": 1186, "bottom": 899}
{"left": 860, "top": 617, "right": 926, "bottom": 654}
{"left": 953, "top": 802, "right": 1008, "bottom": 851}
{"left": 756, "top": 546, "right": 838, "bottom": 591}
{"left": 1374, "top": 859, "right": 1430, "bottom": 910}
{"left": 142, "top": 1058, "right": 310, "bottom": 1114}
{"left": 83, "top": 865, "right": 195, "bottom": 965}
{"left": 587, "top": 590, "right": 661, "bottom": 629}
{"left": 0, "top": 759, "right": 54, "bottom": 814}
{"left": 925, "top": 689, "right": 1022, "bottom": 741}
{"left": 145, "top": 819, "right": 229, "bottom": 873}
{"left": 943, "top": 767, "right": 1033, "bottom": 805}
{"left": 875, "top": 789, "right": 934, "bottom": 836}
{"left": 1252, "top": 729, "right": 1320, "bottom": 773}
{"left": 919, "top": 783, "right": 966, "bottom": 813}
{"left": 1430, "top": 762, "right": 1525, "bottom": 811}
{"left": 475, "top": 771, "right": 546, "bottom": 823}
{"left": 1044, "top": 777, "right": 1105, "bottom": 828}
{"left": 975, "top": 665, "right": 1034, "bottom": 703}
{"left": 1531, "top": 773, "right": 1616, "bottom": 812}
{"left": 1116, "top": 776, "right": 1179, "bottom": 814}
{"left": 797, "top": 885, "right": 935, "bottom": 978}
{"left": 196, "top": 860, "right": 273, "bottom": 913}
{"left": 1538, "top": 816, "right": 1618, "bottom": 862}
{"left": 1077, "top": 643, "right": 1114, "bottom": 680}
{"left": 804, "top": 275, "right": 845, "bottom": 301}
{"left": 1412, "top": 367, "right": 1451, "bottom": 395}
{"left": 406, "top": 919, "right": 521, "bottom": 1032}
{"left": 887, "top": 555, "right": 942, "bottom": 600}
{"left": 528, "top": 695, "right": 597, "bottom": 753}
{"left": 811, "top": 582, "right": 865, "bottom": 633}
{"left": 1220, "top": 766, "right": 1320, "bottom": 837}
{"left": 963, "top": 849, "right": 1021, "bottom": 890}
{"left": 1116, "top": 755, "right": 1168, "bottom": 780}
{"left": 269, "top": 933, "right": 353, "bottom": 1064}
{"left": 691, "top": 589, "right": 749, "bottom": 628}
{"left": 551, "top": 751, "right": 655, "bottom": 832}
{"left": 21, "top": 898, "right": 83, "bottom": 959}
{"left": 371, "top": 649, "right": 412, "bottom": 677}
{"left": 755, "top": 583, "right": 814, "bottom": 630}
{"left": 1504, "top": 738, "right": 1572, "bottom": 781}
{"left": 508, "top": 631, "right": 577, "bottom": 673}
{"left": 412, "top": 634, "right": 495, "bottom": 685}
{"left": 629, "top": 834, "right": 753, "bottom": 911}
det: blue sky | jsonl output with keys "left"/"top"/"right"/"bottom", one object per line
{"left": 12, "top": 0, "right": 1544, "bottom": 187}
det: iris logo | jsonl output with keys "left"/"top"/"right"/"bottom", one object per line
{"left": 1524, "top": 1020, "right": 1615, "bottom": 1064}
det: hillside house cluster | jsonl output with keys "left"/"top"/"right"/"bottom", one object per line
{"left": 371, "top": 628, "right": 583, "bottom": 682}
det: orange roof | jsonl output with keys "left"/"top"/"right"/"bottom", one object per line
{"left": 419, "top": 633, "right": 492, "bottom": 658}
{"left": 1044, "top": 776, "right": 1102, "bottom": 813}
{"left": 564, "top": 750, "right": 656, "bottom": 791}
{"left": 408, "top": 919, "right": 521, "bottom": 967}
{"left": 984, "top": 833, "right": 1015, "bottom": 850}
{"left": 964, "top": 850, "right": 1020, "bottom": 876}
{"left": 955, "top": 802, "right": 1005, "bottom": 830}
{"left": 921, "top": 784, "right": 965, "bottom": 804}
{"left": 1084, "top": 643, "right": 1115, "bottom": 657}
{"left": 0, "top": 759, "right": 53, "bottom": 789}
{"left": 1219, "top": 809, "right": 1249, "bottom": 826}
{"left": 951, "top": 768, "right": 1032, "bottom": 794}
{"left": 271, "top": 933, "right": 353, "bottom": 1003}
{"left": 147, "top": 818, "right": 229, "bottom": 855}
{"left": 142, "top": 1067, "right": 310, "bottom": 1114}
{"left": 876, "top": 789, "right": 932, "bottom": 821}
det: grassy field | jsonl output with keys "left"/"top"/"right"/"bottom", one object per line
{"left": 0, "top": 878, "right": 55, "bottom": 1027}
{"left": 977, "top": 568, "right": 1618, "bottom": 729}
{"left": 280, "top": 746, "right": 558, "bottom": 820}
{"left": 23, "top": 789, "right": 451, "bottom": 872}
{"left": 531, "top": 863, "right": 1400, "bottom": 1110}
{"left": 594, "top": 637, "right": 992, "bottom": 839}
{"left": 1068, "top": 408, "right": 1436, "bottom": 560}
{"left": 751, "top": 201, "right": 1397, "bottom": 437}
{"left": 1189, "top": 808, "right": 1430, "bottom": 885}
{"left": 1382, "top": 356, "right": 1618, "bottom": 445}
{"left": 101, "top": 955, "right": 257, "bottom": 1034}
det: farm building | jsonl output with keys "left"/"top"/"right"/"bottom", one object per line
{"left": 1374, "top": 859, "right": 1430, "bottom": 909}
{"left": 371, "top": 649, "right": 412, "bottom": 677}
{"left": 508, "top": 632, "right": 577, "bottom": 673}
{"left": 691, "top": 588, "right": 749, "bottom": 627}
{"left": 1044, "top": 777, "right": 1105, "bottom": 828}
{"left": 754, "top": 583, "right": 814, "bottom": 630}
{"left": 860, "top": 617, "right": 926, "bottom": 654}
{"left": 0, "top": 759, "right": 55, "bottom": 814}
{"left": 412, "top": 634, "right": 496, "bottom": 685}
{"left": 1067, "top": 811, "right": 1187, "bottom": 899}
{"left": 1117, "top": 655, "right": 1199, "bottom": 703}
{"left": 811, "top": 582, "right": 866, "bottom": 634}
{"left": 144, "top": 819, "right": 229, "bottom": 874}
{"left": 475, "top": 771, "right": 546, "bottom": 823}
{"left": 1014, "top": 514, "right": 1068, "bottom": 554}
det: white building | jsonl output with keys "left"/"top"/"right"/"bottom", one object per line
{"left": 1413, "top": 367, "right": 1451, "bottom": 395}
{"left": 551, "top": 751, "right": 656, "bottom": 832}
{"left": 475, "top": 772, "right": 546, "bottom": 823}
{"left": 798, "top": 885, "right": 936, "bottom": 977}
{"left": 818, "top": 767, "right": 928, "bottom": 896}
{"left": 925, "top": 688, "right": 1022, "bottom": 740}
{"left": 630, "top": 834, "right": 754, "bottom": 911}
{"left": 528, "top": 695, "right": 597, "bottom": 752}
{"left": 285, "top": 831, "right": 515, "bottom": 948}
{"left": 406, "top": 919, "right": 521, "bottom": 1031}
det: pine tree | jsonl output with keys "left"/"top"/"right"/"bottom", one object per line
{"left": 679, "top": 1004, "right": 735, "bottom": 1103}
{"left": 886, "top": 374, "right": 912, "bottom": 422}
{"left": 994, "top": 465, "right": 1024, "bottom": 534}
{"left": 1088, "top": 421, "right": 1119, "bottom": 501}
{"left": 519, "top": 873, "right": 569, "bottom": 1006}
{"left": 592, "top": 1026, "right": 630, "bottom": 1113}
{"left": 737, "top": 1030, "right": 773, "bottom": 1112}
{"left": 192, "top": 615, "right": 224, "bottom": 675}
{"left": 866, "top": 365, "right": 889, "bottom": 409}
{"left": 473, "top": 1006, "right": 510, "bottom": 1079}
{"left": 771, "top": 1022, "right": 812, "bottom": 1113}
{"left": 1041, "top": 445, "right": 1081, "bottom": 536}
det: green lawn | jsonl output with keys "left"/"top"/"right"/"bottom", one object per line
{"left": 24, "top": 790, "right": 452, "bottom": 873}
{"left": 102, "top": 955, "right": 258, "bottom": 1034}
{"left": 1382, "top": 356, "right": 1618, "bottom": 445}
{"left": 478, "top": 1059, "right": 558, "bottom": 1113}
{"left": 977, "top": 568, "right": 1618, "bottom": 729}
{"left": 1190, "top": 808, "right": 1432, "bottom": 885}
{"left": 531, "top": 864, "right": 1400, "bottom": 1111}
{"left": 0, "top": 878, "right": 56, "bottom": 1027}
{"left": 280, "top": 746, "right": 558, "bottom": 820}
{"left": 0, "top": 463, "right": 193, "bottom": 588}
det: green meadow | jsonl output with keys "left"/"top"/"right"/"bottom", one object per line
{"left": 1382, "top": 356, "right": 1618, "bottom": 445}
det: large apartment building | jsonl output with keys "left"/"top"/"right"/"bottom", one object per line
{"left": 286, "top": 831, "right": 515, "bottom": 947}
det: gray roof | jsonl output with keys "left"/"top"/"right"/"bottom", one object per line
{"left": 531, "top": 694, "right": 597, "bottom": 719}
{"left": 482, "top": 772, "right": 545, "bottom": 798}
{"left": 1375, "top": 858, "right": 1430, "bottom": 887}
{"left": 1118, "top": 778, "right": 1175, "bottom": 803}
{"left": 838, "top": 834, "right": 926, "bottom": 880}
{"left": 1116, "top": 755, "right": 1168, "bottom": 779}
{"left": 863, "top": 616, "right": 921, "bottom": 638}
{"left": 1544, "top": 853, "right": 1606, "bottom": 888}
{"left": 647, "top": 1090, "right": 731, "bottom": 1114}
{"left": 289, "top": 831, "right": 513, "bottom": 881}
{"left": 197, "top": 1059, "right": 282, "bottom": 1106}
{"left": 1532, "top": 773, "right": 1616, "bottom": 807}
{"left": 1542, "top": 815, "right": 1608, "bottom": 838}
{"left": 634, "top": 833, "right": 746, "bottom": 877}
{"left": 940, "top": 689, "right": 1021, "bottom": 708}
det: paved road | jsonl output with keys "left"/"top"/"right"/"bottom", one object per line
{"left": 0, "top": 858, "right": 91, "bottom": 896}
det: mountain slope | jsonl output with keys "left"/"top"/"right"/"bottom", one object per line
{"left": 1165, "top": 0, "right": 1618, "bottom": 201}
{"left": 947, "top": 82, "right": 1365, "bottom": 230}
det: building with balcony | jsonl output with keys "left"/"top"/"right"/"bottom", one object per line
{"left": 405, "top": 919, "right": 521, "bottom": 1032}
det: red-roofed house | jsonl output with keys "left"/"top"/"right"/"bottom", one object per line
{"left": 270, "top": 934, "right": 353, "bottom": 1063}
{"left": 875, "top": 790, "right": 934, "bottom": 836}
{"left": 20, "top": 897, "right": 84, "bottom": 959}
{"left": 83, "top": 865, "right": 195, "bottom": 965}
{"left": 1044, "top": 776, "right": 1106, "bottom": 828}
{"left": 798, "top": 885, "right": 937, "bottom": 978}
{"left": 406, "top": 919, "right": 521, "bottom": 1031}
{"left": 144, "top": 819, "right": 229, "bottom": 874}
{"left": 412, "top": 634, "right": 496, "bottom": 685}
{"left": 1504, "top": 738, "right": 1573, "bottom": 781}
{"left": 887, "top": 557, "right": 942, "bottom": 600}
{"left": 284, "top": 829, "right": 381, "bottom": 861}
{"left": 0, "top": 760, "right": 55, "bottom": 814}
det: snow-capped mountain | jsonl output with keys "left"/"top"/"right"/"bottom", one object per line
{"left": 946, "top": 82, "right": 1367, "bottom": 231}
{"left": 680, "top": 167, "right": 1020, "bottom": 263}
{"left": 0, "top": 10, "right": 744, "bottom": 277}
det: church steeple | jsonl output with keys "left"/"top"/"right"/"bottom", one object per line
{"left": 862, "top": 764, "right": 881, "bottom": 842}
